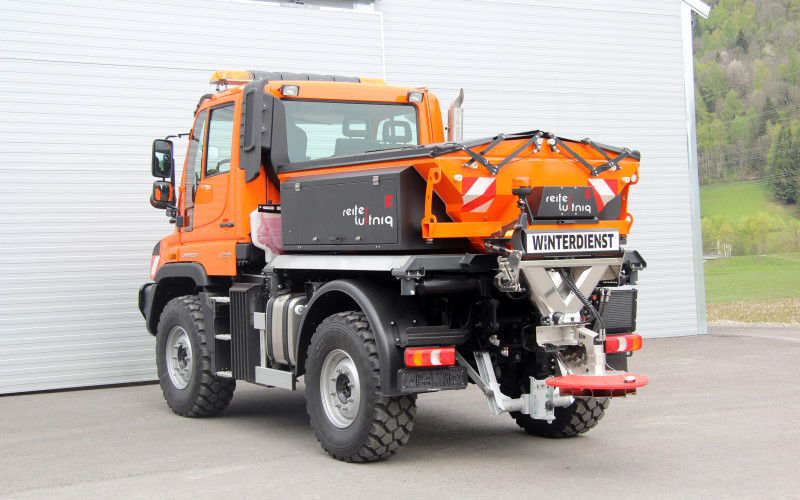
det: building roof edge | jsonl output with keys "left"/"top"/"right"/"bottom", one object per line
{"left": 681, "top": 0, "right": 711, "bottom": 18}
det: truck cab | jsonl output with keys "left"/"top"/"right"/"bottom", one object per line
{"left": 149, "top": 72, "right": 445, "bottom": 280}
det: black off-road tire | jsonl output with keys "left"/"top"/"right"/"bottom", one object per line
{"left": 305, "top": 311, "right": 416, "bottom": 463}
{"left": 156, "top": 295, "right": 235, "bottom": 417}
{"left": 510, "top": 397, "right": 609, "bottom": 438}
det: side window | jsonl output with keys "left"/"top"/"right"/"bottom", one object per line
{"left": 185, "top": 109, "right": 208, "bottom": 209}
{"left": 204, "top": 104, "right": 235, "bottom": 177}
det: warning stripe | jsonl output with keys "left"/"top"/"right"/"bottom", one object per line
{"left": 588, "top": 178, "right": 619, "bottom": 211}
{"left": 461, "top": 177, "right": 496, "bottom": 212}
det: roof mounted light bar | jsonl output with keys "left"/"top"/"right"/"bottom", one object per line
{"left": 209, "top": 70, "right": 257, "bottom": 87}
{"left": 209, "top": 70, "right": 385, "bottom": 89}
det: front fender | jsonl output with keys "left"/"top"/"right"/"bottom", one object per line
{"left": 140, "top": 263, "right": 215, "bottom": 336}
{"left": 295, "top": 279, "right": 425, "bottom": 396}
{"left": 138, "top": 282, "right": 157, "bottom": 335}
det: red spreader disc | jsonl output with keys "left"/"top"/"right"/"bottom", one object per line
{"left": 546, "top": 373, "right": 649, "bottom": 397}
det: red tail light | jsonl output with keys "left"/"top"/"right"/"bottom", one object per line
{"left": 605, "top": 333, "right": 642, "bottom": 353}
{"left": 404, "top": 347, "right": 456, "bottom": 368}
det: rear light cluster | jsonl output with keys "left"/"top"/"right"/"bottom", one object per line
{"left": 404, "top": 347, "right": 456, "bottom": 368}
{"left": 403, "top": 338, "right": 638, "bottom": 368}
{"left": 605, "top": 333, "right": 642, "bottom": 353}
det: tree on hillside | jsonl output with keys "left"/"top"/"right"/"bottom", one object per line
{"left": 768, "top": 123, "right": 800, "bottom": 204}
{"left": 725, "top": 59, "right": 751, "bottom": 97}
{"left": 789, "top": 219, "right": 800, "bottom": 251}
{"left": 693, "top": 0, "right": 800, "bottom": 191}
{"left": 697, "top": 61, "right": 727, "bottom": 113}
{"left": 759, "top": 96, "right": 778, "bottom": 135}
{"left": 702, "top": 215, "right": 735, "bottom": 255}
{"left": 737, "top": 211, "right": 778, "bottom": 254}
{"left": 721, "top": 90, "right": 744, "bottom": 120}
{"left": 735, "top": 28, "right": 749, "bottom": 52}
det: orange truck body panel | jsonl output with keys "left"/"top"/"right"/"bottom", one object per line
{"left": 157, "top": 79, "right": 639, "bottom": 277}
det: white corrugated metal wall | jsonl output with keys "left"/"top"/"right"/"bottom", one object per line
{"left": 376, "top": 0, "right": 704, "bottom": 339}
{"left": 0, "top": 0, "right": 703, "bottom": 394}
{"left": 0, "top": 0, "right": 383, "bottom": 394}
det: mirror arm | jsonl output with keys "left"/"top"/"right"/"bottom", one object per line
{"left": 165, "top": 132, "right": 189, "bottom": 140}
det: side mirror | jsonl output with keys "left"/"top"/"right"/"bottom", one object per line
{"left": 150, "top": 180, "right": 174, "bottom": 209}
{"left": 152, "top": 139, "right": 174, "bottom": 178}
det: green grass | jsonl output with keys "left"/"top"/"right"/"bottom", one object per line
{"left": 700, "top": 180, "right": 796, "bottom": 220}
{"left": 704, "top": 254, "right": 800, "bottom": 303}
{"left": 700, "top": 175, "right": 800, "bottom": 323}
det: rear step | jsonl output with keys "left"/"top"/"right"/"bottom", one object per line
{"left": 547, "top": 373, "right": 649, "bottom": 397}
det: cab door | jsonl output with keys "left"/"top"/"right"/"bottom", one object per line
{"left": 178, "top": 101, "right": 238, "bottom": 275}
{"left": 191, "top": 102, "right": 235, "bottom": 232}
{"left": 180, "top": 109, "right": 207, "bottom": 232}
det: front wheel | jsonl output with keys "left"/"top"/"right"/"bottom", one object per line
{"left": 305, "top": 311, "right": 416, "bottom": 462}
{"left": 155, "top": 295, "right": 235, "bottom": 417}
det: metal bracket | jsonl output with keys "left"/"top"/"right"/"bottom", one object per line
{"left": 471, "top": 351, "right": 522, "bottom": 414}
{"left": 458, "top": 351, "right": 572, "bottom": 419}
{"left": 398, "top": 269, "right": 424, "bottom": 296}
{"left": 493, "top": 250, "right": 523, "bottom": 292}
{"left": 522, "top": 378, "right": 555, "bottom": 422}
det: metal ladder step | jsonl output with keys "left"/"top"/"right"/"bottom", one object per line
{"left": 215, "top": 334, "right": 231, "bottom": 341}
{"left": 216, "top": 370, "right": 233, "bottom": 379}
{"left": 210, "top": 296, "right": 230, "bottom": 304}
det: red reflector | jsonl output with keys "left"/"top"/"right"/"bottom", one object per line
{"left": 404, "top": 347, "right": 456, "bottom": 368}
{"left": 605, "top": 333, "right": 643, "bottom": 353}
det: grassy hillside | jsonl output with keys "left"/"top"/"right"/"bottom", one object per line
{"left": 700, "top": 180, "right": 795, "bottom": 220}
{"left": 700, "top": 180, "right": 800, "bottom": 255}
{"left": 700, "top": 182, "right": 800, "bottom": 323}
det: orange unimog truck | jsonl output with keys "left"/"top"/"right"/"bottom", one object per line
{"left": 140, "top": 71, "right": 648, "bottom": 462}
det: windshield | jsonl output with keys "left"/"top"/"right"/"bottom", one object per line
{"left": 283, "top": 100, "right": 419, "bottom": 162}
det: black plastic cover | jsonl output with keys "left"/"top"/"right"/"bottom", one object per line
{"left": 528, "top": 186, "right": 598, "bottom": 220}
{"left": 229, "top": 283, "right": 263, "bottom": 383}
{"left": 600, "top": 289, "right": 638, "bottom": 334}
{"left": 280, "top": 166, "right": 465, "bottom": 252}
{"left": 239, "top": 79, "right": 276, "bottom": 183}
{"left": 398, "top": 367, "right": 468, "bottom": 393}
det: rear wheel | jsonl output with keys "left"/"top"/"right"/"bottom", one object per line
{"left": 305, "top": 311, "right": 416, "bottom": 462}
{"left": 156, "top": 295, "right": 235, "bottom": 417}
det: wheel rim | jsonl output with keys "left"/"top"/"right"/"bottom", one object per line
{"left": 319, "top": 349, "right": 361, "bottom": 429}
{"left": 166, "top": 326, "right": 193, "bottom": 389}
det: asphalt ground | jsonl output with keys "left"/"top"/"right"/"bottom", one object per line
{"left": 1, "top": 325, "right": 798, "bottom": 499}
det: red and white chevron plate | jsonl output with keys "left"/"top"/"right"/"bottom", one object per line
{"left": 461, "top": 177, "right": 496, "bottom": 213}
{"left": 588, "top": 178, "right": 619, "bottom": 211}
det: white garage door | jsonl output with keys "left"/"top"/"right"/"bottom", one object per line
{"left": 377, "top": 0, "right": 703, "bottom": 339}
{"left": 0, "top": 0, "right": 384, "bottom": 394}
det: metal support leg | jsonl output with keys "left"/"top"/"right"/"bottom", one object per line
{"left": 457, "top": 351, "right": 572, "bottom": 419}
{"left": 457, "top": 351, "right": 522, "bottom": 415}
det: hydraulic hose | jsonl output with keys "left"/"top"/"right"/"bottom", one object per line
{"left": 558, "top": 269, "right": 606, "bottom": 336}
